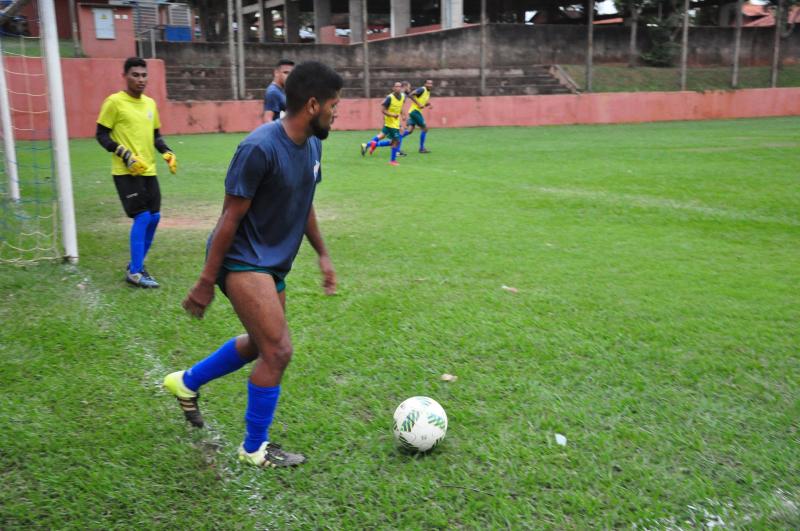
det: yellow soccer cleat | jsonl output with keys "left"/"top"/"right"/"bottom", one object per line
{"left": 163, "top": 371, "right": 203, "bottom": 428}
{"left": 238, "top": 441, "right": 306, "bottom": 468}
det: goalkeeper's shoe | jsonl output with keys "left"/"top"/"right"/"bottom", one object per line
{"left": 126, "top": 270, "right": 160, "bottom": 288}
{"left": 360, "top": 143, "right": 368, "bottom": 157}
{"left": 163, "top": 371, "right": 204, "bottom": 428}
{"left": 238, "top": 441, "right": 306, "bottom": 468}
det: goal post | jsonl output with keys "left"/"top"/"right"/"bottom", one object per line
{"left": 0, "top": 0, "right": 78, "bottom": 263}
{"left": 38, "top": 0, "right": 78, "bottom": 262}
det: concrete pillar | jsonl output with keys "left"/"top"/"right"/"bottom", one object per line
{"left": 284, "top": 0, "right": 300, "bottom": 43}
{"left": 441, "top": 0, "right": 463, "bottom": 29}
{"left": 313, "top": 0, "right": 332, "bottom": 43}
{"left": 257, "top": 1, "right": 267, "bottom": 43}
{"left": 390, "top": 0, "right": 410, "bottom": 37}
{"left": 348, "top": 0, "right": 363, "bottom": 44}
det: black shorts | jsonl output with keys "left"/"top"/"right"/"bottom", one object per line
{"left": 113, "top": 174, "right": 161, "bottom": 218}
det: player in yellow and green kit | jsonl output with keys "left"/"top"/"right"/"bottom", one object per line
{"left": 96, "top": 57, "right": 177, "bottom": 288}
{"left": 360, "top": 82, "right": 405, "bottom": 165}
{"left": 403, "top": 79, "right": 433, "bottom": 153}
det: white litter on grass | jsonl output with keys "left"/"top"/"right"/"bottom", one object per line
{"left": 440, "top": 373, "right": 457, "bottom": 382}
{"left": 555, "top": 433, "right": 567, "bottom": 446}
{"left": 501, "top": 285, "right": 518, "bottom": 293}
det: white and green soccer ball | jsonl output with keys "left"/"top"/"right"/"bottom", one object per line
{"left": 392, "top": 396, "right": 448, "bottom": 453}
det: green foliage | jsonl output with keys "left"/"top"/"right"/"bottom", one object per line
{"left": 641, "top": 13, "right": 682, "bottom": 66}
{"left": 1, "top": 120, "right": 799, "bottom": 528}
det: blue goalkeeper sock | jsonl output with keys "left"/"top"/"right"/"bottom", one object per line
{"left": 143, "top": 211, "right": 160, "bottom": 258}
{"left": 377, "top": 139, "right": 392, "bottom": 147}
{"left": 129, "top": 211, "right": 151, "bottom": 274}
{"left": 182, "top": 338, "right": 250, "bottom": 392}
{"left": 420, "top": 131, "right": 428, "bottom": 150}
{"left": 243, "top": 382, "right": 281, "bottom": 453}
{"left": 391, "top": 147, "right": 399, "bottom": 162}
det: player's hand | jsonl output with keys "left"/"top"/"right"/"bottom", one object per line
{"left": 162, "top": 151, "right": 177, "bottom": 174}
{"left": 182, "top": 279, "right": 215, "bottom": 318}
{"left": 114, "top": 144, "right": 147, "bottom": 175}
{"left": 318, "top": 254, "right": 336, "bottom": 296}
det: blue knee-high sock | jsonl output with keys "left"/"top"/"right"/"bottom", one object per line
{"left": 129, "top": 211, "right": 151, "bottom": 274}
{"left": 397, "top": 136, "right": 404, "bottom": 150}
{"left": 402, "top": 129, "right": 412, "bottom": 137}
{"left": 377, "top": 139, "right": 392, "bottom": 147}
{"left": 143, "top": 211, "right": 160, "bottom": 259}
{"left": 243, "top": 382, "right": 281, "bottom": 453}
{"left": 391, "top": 146, "right": 399, "bottom": 162}
{"left": 420, "top": 131, "right": 428, "bottom": 150}
{"left": 368, "top": 135, "right": 380, "bottom": 144}
{"left": 182, "top": 338, "right": 251, "bottom": 392}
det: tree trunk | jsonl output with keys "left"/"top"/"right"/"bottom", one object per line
{"left": 731, "top": 0, "right": 743, "bottom": 88}
{"left": 586, "top": 0, "right": 594, "bottom": 92}
{"left": 679, "top": 0, "right": 690, "bottom": 90}
{"left": 628, "top": 4, "right": 640, "bottom": 68}
{"left": 771, "top": 0, "right": 784, "bottom": 87}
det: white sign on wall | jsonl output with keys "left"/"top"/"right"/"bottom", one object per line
{"left": 93, "top": 8, "right": 116, "bottom": 40}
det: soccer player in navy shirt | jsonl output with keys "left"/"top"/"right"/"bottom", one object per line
{"left": 164, "top": 61, "right": 342, "bottom": 468}
{"left": 262, "top": 58, "right": 294, "bottom": 123}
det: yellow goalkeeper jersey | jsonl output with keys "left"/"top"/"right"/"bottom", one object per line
{"left": 96, "top": 91, "right": 161, "bottom": 176}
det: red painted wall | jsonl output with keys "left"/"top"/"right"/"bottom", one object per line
{"left": 77, "top": 5, "right": 136, "bottom": 59}
{"left": 5, "top": 58, "right": 800, "bottom": 140}
{"left": 14, "top": 2, "right": 72, "bottom": 39}
{"left": 6, "top": 57, "right": 166, "bottom": 140}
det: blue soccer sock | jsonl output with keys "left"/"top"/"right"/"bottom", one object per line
{"left": 129, "top": 211, "right": 151, "bottom": 274}
{"left": 243, "top": 382, "right": 281, "bottom": 453}
{"left": 402, "top": 129, "right": 412, "bottom": 137}
{"left": 182, "top": 338, "right": 251, "bottom": 392}
{"left": 377, "top": 139, "right": 392, "bottom": 147}
{"left": 143, "top": 211, "right": 160, "bottom": 258}
{"left": 391, "top": 147, "right": 399, "bottom": 162}
{"left": 368, "top": 135, "right": 380, "bottom": 144}
{"left": 420, "top": 131, "right": 428, "bottom": 150}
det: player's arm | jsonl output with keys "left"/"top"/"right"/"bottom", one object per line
{"left": 381, "top": 98, "right": 398, "bottom": 119}
{"left": 183, "top": 194, "right": 251, "bottom": 318}
{"left": 95, "top": 123, "right": 146, "bottom": 175}
{"left": 154, "top": 128, "right": 177, "bottom": 174}
{"left": 263, "top": 88, "right": 281, "bottom": 123}
{"left": 305, "top": 205, "right": 336, "bottom": 295}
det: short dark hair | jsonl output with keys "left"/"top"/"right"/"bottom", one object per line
{"left": 123, "top": 57, "right": 147, "bottom": 73}
{"left": 285, "top": 61, "right": 343, "bottom": 114}
{"left": 277, "top": 58, "right": 295, "bottom": 68}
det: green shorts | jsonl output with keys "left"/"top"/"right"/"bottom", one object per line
{"left": 216, "top": 259, "right": 286, "bottom": 295}
{"left": 381, "top": 126, "right": 401, "bottom": 141}
{"left": 407, "top": 110, "right": 427, "bottom": 129}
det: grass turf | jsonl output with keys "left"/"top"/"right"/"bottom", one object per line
{"left": 1, "top": 118, "right": 799, "bottom": 528}
{"left": 562, "top": 64, "right": 800, "bottom": 92}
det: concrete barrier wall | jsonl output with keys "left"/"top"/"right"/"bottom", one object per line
{"left": 157, "top": 24, "right": 800, "bottom": 70}
{"left": 157, "top": 88, "right": 800, "bottom": 136}
{"left": 5, "top": 57, "right": 800, "bottom": 140}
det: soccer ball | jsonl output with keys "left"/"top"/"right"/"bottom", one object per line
{"left": 392, "top": 396, "right": 448, "bottom": 453}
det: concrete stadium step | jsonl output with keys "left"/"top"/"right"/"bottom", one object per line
{"left": 165, "top": 64, "right": 574, "bottom": 100}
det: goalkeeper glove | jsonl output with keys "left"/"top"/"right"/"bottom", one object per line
{"left": 114, "top": 145, "right": 147, "bottom": 175}
{"left": 162, "top": 152, "right": 177, "bottom": 174}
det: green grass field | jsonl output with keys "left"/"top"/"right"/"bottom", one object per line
{"left": 562, "top": 64, "right": 800, "bottom": 92}
{"left": 1, "top": 118, "right": 799, "bottom": 528}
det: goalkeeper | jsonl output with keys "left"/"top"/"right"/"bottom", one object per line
{"left": 96, "top": 57, "right": 177, "bottom": 288}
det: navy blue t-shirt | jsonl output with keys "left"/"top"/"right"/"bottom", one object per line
{"left": 215, "top": 120, "right": 322, "bottom": 277}
{"left": 264, "top": 82, "right": 286, "bottom": 117}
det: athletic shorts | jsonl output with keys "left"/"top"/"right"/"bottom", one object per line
{"left": 407, "top": 110, "right": 426, "bottom": 128}
{"left": 381, "top": 126, "right": 401, "bottom": 141}
{"left": 113, "top": 174, "right": 161, "bottom": 218}
{"left": 216, "top": 259, "right": 286, "bottom": 296}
